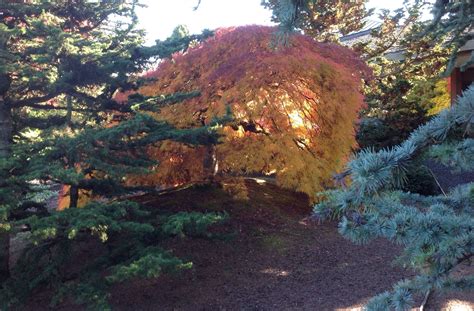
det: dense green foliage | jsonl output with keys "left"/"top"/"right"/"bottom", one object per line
{"left": 2, "top": 199, "right": 226, "bottom": 308}
{"left": 0, "top": 1, "right": 224, "bottom": 308}
{"left": 314, "top": 86, "right": 474, "bottom": 310}
{"left": 0, "top": 189, "right": 227, "bottom": 308}
{"left": 355, "top": 2, "right": 451, "bottom": 148}
{"left": 262, "top": 0, "right": 372, "bottom": 42}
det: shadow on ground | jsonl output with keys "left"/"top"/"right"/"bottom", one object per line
{"left": 106, "top": 180, "right": 473, "bottom": 311}
{"left": 23, "top": 179, "right": 473, "bottom": 310}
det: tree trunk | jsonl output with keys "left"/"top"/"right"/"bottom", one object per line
{"left": 0, "top": 97, "right": 12, "bottom": 158}
{"left": 203, "top": 145, "right": 218, "bottom": 183}
{"left": 69, "top": 185, "right": 79, "bottom": 208}
{"left": 0, "top": 95, "right": 12, "bottom": 281}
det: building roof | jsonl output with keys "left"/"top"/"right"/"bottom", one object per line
{"left": 340, "top": 20, "right": 473, "bottom": 68}
{"left": 340, "top": 20, "right": 381, "bottom": 45}
{"left": 340, "top": 20, "right": 404, "bottom": 60}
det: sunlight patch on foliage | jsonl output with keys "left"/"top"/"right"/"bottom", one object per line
{"left": 127, "top": 26, "right": 370, "bottom": 200}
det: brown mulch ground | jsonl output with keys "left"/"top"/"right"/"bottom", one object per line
{"left": 107, "top": 180, "right": 473, "bottom": 311}
{"left": 22, "top": 179, "right": 473, "bottom": 310}
{"left": 427, "top": 160, "right": 474, "bottom": 191}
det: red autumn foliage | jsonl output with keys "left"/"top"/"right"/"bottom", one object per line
{"left": 125, "top": 26, "right": 370, "bottom": 199}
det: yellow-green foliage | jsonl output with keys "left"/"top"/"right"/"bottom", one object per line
{"left": 427, "top": 80, "right": 450, "bottom": 116}
{"left": 406, "top": 79, "right": 450, "bottom": 116}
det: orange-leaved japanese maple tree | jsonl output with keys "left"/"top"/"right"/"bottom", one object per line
{"left": 119, "top": 26, "right": 371, "bottom": 199}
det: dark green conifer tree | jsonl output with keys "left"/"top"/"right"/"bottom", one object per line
{"left": 261, "top": 0, "right": 372, "bottom": 42}
{"left": 0, "top": 1, "right": 224, "bottom": 307}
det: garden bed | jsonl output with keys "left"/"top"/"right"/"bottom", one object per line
{"left": 25, "top": 180, "right": 473, "bottom": 310}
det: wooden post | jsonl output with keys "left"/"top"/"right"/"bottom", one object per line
{"left": 449, "top": 68, "right": 463, "bottom": 104}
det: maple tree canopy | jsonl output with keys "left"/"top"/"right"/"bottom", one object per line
{"left": 121, "top": 26, "right": 370, "bottom": 199}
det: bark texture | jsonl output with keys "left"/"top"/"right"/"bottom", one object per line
{"left": 0, "top": 94, "right": 11, "bottom": 280}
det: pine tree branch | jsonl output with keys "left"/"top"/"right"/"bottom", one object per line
{"left": 193, "top": 0, "right": 202, "bottom": 11}
{"left": 9, "top": 92, "right": 62, "bottom": 108}
{"left": 20, "top": 103, "right": 93, "bottom": 112}
{"left": 419, "top": 289, "right": 431, "bottom": 311}
{"left": 426, "top": 167, "right": 447, "bottom": 196}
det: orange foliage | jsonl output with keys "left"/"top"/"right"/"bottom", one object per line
{"left": 126, "top": 26, "right": 370, "bottom": 200}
